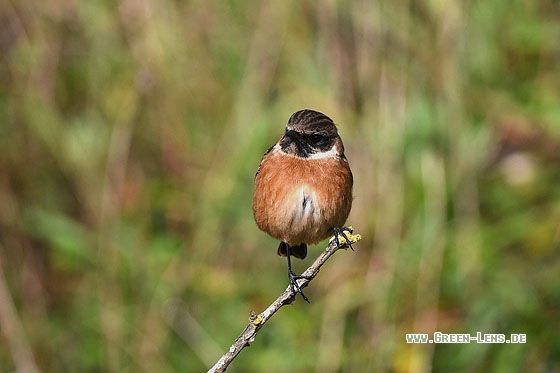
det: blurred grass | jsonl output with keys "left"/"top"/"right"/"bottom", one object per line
{"left": 1, "top": 0, "right": 560, "bottom": 372}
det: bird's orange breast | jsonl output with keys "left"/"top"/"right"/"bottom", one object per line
{"left": 253, "top": 149, "right": 353, "bottom": 245}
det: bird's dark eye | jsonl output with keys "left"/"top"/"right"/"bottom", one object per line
{"left": 308, "top": 134, "right": 326, "bottom": 146}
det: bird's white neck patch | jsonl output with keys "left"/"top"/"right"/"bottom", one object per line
{"left": 276, "top": 144, "right": 339, "bottom": 160}
{"left": 306, "top": 146, "right": 338, "bottom": 159}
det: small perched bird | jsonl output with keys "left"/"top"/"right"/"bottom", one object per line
{"left": 253, "top": 109, "right": 353, "bottom": 301}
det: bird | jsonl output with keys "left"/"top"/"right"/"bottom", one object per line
{"left": 252, "top": 109, "right": 353, "bottom": 302}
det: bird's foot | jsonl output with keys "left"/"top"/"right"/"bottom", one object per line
{"left": 331, "top": 226, "right": 361, "bottom": 251}
{"left": 289, "top": 270, "right": 311, "bottom": 303}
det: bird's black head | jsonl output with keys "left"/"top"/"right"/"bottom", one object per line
{"left": 280, "top": 109, "right": 341, "bottom": 158}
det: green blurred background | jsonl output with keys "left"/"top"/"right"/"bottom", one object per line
{"left": 1, "top": 0, "right": 560, "bottom": 372}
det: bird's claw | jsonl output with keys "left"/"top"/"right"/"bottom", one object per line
{"left": 332, "top": 226, "right": 357, "bottom": 251}
{"left": 289, "top": 270, "right": 310, "bottom": 303}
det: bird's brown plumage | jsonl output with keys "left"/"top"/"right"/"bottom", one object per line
{"left": 252, "top": 109, "right": 353, "bottom": 259}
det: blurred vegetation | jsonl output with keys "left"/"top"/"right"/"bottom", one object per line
{"left": 1, "top": 0, "right": 560, "bottom": 372}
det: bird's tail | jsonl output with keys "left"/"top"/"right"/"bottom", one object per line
{"left": 277, "top": 242, "right": 307, "bottom": 259}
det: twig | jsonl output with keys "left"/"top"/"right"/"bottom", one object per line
{"left": 207, "top": 230, "right": 361, "bottom": 373}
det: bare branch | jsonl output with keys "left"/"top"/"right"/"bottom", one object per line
{"left": 207, "top": 230, "right": 361, "bottom": 373}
